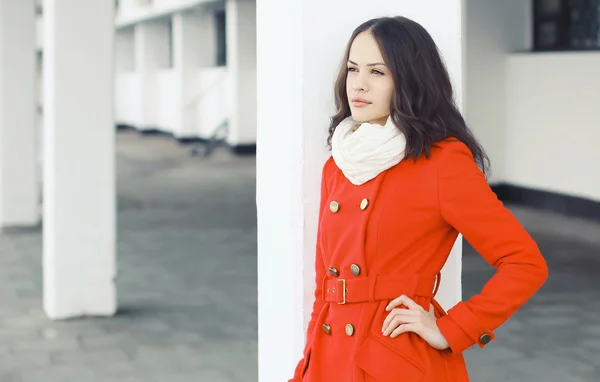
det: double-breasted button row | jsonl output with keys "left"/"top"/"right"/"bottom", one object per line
{"left": 329, "top": 198, "right": 370, "bottom": 213}
{"left": 328, "top": 264, "right": 361, "bottom": 277}
{"left": 322, "top": 323, "right": 355, "bottom": 337}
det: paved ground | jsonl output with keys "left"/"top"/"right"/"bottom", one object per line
{"left": 0, "top": 130, "right": 598, "bottom": 381}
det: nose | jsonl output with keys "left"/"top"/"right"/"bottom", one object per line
{"left": 351, "top": 73, "right": 368, "bottom": 92}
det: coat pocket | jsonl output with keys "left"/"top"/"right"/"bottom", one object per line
{"left": 354, "top": 334, "right": 424, "bottom": 382}
{"left": 300, "top": 347, "right": 311, "bottom": 380}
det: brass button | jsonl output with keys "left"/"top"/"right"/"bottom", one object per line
{"left": 479, "top": 333, "right": 491, "bottom": 345}
{"left": 328, "top": 267, "right": 339, "bottom": 277}
{"left": 329, "top": 201, "right": 340, "bottom": 213}
{"left": 322, "top": 324, "right": 332, "bottom": 335}
{"left": 345, "top": 324, "right": 355, "bottom": 336}
{"left": 360, "top": 198, "right": 370, "bottom": 210}
{"left": 350, "top": 264, "right": 361, "bottom": 276}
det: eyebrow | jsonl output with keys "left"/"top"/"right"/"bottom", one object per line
{"left": 348, "top": 60, "right": 386, "bottom": 67}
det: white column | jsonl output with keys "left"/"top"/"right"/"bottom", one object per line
{"left": 172, "top": 10, "right": 215, "bottom": 137}
{"left": 43, "top": 0, "right": 116, "bottom": 319}
{"left": 114, "top": 27, "right": 135, "bottom": 125}
{"left": 134, "top": 21, "right": 170, "bottom": 130}
{"left": 226, "top": 0, "right": 256, "bottom": 147}
{"left": 116, "top": 28, "right": 135, "bottom": 74}
{"left": 0, "top": 0, "right": 39, "bottom": 228}
{"left": 256, "top": 1, "right": 464, "bottom": 381}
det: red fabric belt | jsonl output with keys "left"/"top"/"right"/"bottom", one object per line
{"left": 322, "top": 273, "right": 439, "bottom": 304}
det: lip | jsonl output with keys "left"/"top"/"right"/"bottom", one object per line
{"left": 351, "top": 97, "right": 371, "bottom": 107}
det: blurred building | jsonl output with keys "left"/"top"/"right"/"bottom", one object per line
{"left": 464, "top": 0, "right": 600, "bottom": 219}
{"left": 34, "top": 0, "right": 256, "bottom": 153}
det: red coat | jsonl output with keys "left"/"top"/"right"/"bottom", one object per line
{"left": 289, "top": 139, "right": 548, "bottom": 382}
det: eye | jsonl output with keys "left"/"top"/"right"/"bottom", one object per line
{"left": 347, "top": 67, "right": 357, "bottom": 72}
{"left": 372, "top": 69, "right": 384, "bottom": 75}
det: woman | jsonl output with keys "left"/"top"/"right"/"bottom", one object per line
{"left": 289, "top": 16, "right": 548, "bottom": 382}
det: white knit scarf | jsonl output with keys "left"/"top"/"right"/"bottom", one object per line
{"left": 331, "top": 116, "right": 406, "bottom": 186}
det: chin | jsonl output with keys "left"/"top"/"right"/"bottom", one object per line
{"left": 349, "top": 111, "right": 371, "bottom": 123}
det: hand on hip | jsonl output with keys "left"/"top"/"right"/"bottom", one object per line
{"left": 381, "top": 294, "right": 449, "bottom": 350}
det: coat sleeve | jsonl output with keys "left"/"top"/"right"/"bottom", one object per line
{"left": 289, "top": 157, "right": 332, "bottom": 381}
{"left": 434, "top": 141, "right": 548, "bottom": 354}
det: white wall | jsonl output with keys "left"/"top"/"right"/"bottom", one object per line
{"left": 505, "top": 52, "right": 600, "bottom": 202}
{"left": 226, "top": 0, "right": 256, "bottom": 146}
{"left": 155, "top": 70, "right": 180, "bottom": 132}
{"left": 115, "top": 72, "right": 142, "bottom": 126}
{"left": 119, "top": 0, "right": 152, "bottom": 15}
{"left": 464, "top": 0, "right": 530, "bottom": 183}
{"left": 134, "top": 20, "right": 172, "bottom": 130}
{"left": 192, "top": 68, "right": 229, "bottom": 138}
{"left": 0, "top": 0, "right": 39, "bottom": 227}
{"left": 172, "top": 9, "right": 218, "bottom": 138}
{"left": 116, "top": 27, "right": 135, "bottom": 73}
{"left": 465, "top": 0, "right": 600, "bottom": 202}
{"left": 36, "top": 14, "right": 43, "bottom": 51}
{"left": 115, "top": 5, "right": 229, "bottom": 139}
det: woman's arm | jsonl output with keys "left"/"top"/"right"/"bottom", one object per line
{"left": 434, "top": 141, "right": 548, "bottom": 354}
{"left": 289, "top": 157, "right": 332, "bottom": 381}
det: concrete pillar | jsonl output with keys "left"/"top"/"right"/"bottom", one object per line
{"left": 256, "top": 1, "right": 464, "bottom": 380}
{"left": 43, "top": 0, "right": 116, "bottom": 319}
{"left": 0, "top": 0, "right": 39, "bottom": 228}
{"left": 226, "top": 0, "right": 256, "bottom": 147}
{"left": 172, "top": 10, "right": 216, "bottom": 137}
{"left": 134, "top": 21, "right": 171, "bottom": 130}
{"left": 116, "top": 28, "right": 135, "bottom": 74}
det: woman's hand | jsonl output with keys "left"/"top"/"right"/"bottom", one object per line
{"left": 381, "top": 294, "right": 449, "bottom": 350}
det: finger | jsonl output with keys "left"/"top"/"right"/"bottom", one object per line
{"left": 382, "top": 310, "right": 418, "bottom": 334}
{"left": 382, "top": 315, "right": 419, "bottom": 336}
{"left": 386, "top": 294, "right": 421, "bottom": 311}
{"left": 390, "top": 323, "right": 419, "bottom": 338}
{"left": 385, "top": 295, "right": 408, "bottom": 311}
{"left": 381, "top": 308, "right": 419, "bottom": 332}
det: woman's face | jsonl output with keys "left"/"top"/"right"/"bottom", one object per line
{"left": 346, "top": 31, "right": 394, "bottom": 126}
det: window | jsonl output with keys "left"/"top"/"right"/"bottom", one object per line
{"left": 215, "top": 10, "right": 227, "bottom": 66}
{"left": 533, "top": 0, "right": 600, "bottom": 51}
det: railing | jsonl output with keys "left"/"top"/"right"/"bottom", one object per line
{"left": 182, "top": 71, "right": 229, "bottom": 158}
{"left": 189, "top": 119, "right": 229, "bottom": 158}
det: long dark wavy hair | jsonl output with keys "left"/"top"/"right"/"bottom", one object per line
{"left": 328, "top": 16, "right": 490, "bottom": 176}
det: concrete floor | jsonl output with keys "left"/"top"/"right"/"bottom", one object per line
{"left": 0, "top": 130, "right": 598, "bottom": 381}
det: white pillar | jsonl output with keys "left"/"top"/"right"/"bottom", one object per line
{"left": 256, "top": 1, "right": 464, "bottom": 381}
{"left": 116, "top": 28, "right": 135, "bottom": 74}
{"left": 226, "top": 0, "right": 256, "bottom": 147}
{"left": 43, "top": 0, "right": 116, "bottom": 319}
{"left": 0, "top": 0, "right": 39, "bottom": 228}
{"left": 134, "top": 21, "right": 170, "bottom": 130}
{"left": 172, "top": 10, "right": 215, "bottom": 137}
{"left": 114, "top": 27, "right": 135, "bottom": 125}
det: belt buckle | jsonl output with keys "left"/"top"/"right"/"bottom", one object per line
{"left": 337, "top": 279, "right": 346, "bottom": 304}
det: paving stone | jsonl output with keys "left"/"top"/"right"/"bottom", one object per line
{"left": 50, "top": 348, "right": 130, "bottom": 365}
{"left": 0, "top": 371, "right": 21, "bottom": 382}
